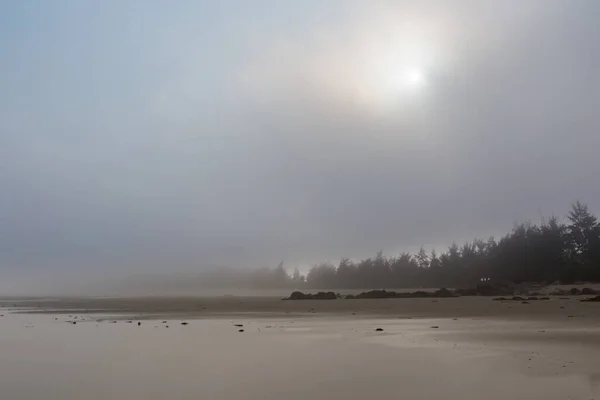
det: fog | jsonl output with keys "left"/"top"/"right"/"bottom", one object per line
{"left": 1, "top": 1, "right": 600, "bottom": 294}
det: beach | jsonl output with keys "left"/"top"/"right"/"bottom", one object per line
{"left": 1, "top": 295, "right": 599, "bottom": 399}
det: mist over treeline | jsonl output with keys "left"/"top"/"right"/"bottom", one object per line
{"left": 124, "top": 202, "right": 600, "bottom": 292}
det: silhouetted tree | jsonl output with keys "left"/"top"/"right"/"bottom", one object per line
{"left": 416, "top": 247, "right": 429, "bottom": 269}
{"left": 565, "top": 201, "right": 600, "bottom": 281}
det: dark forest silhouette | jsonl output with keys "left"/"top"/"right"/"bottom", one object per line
{"left": 249, "top": 202, "right": 600, "bottom": 289}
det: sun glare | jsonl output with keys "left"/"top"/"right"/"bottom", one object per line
{"left": 355, "top": 28, "right": 440, "bottom": 110}
{"left": 405, "top": 68, "right": 425, "bottom": 87}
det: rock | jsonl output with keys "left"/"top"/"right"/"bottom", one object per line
{"left": 432, "top": 288, "right": 456, "bottom": 298}
{"left": 430, "top": 326, "right": 439, "bottom": 329}
{"left": 581, "top": 288, "right": 598, "bottom": 295}
{"left": 234, "top": 324, "right": 243, "bottom": 327}
{"left": 521, "top": 301, "right": 530, "bottom": 304}
{"left": 181, "top": 322, "right": 188, "bottom": 325}
{"left": 527, "top": 297, "right": 539, "bottom": 301}
{"left": 540, "top": 297, "right": 550, "bottom": 300}
{"left": 475, "top": 281, "right": 514, "bottom": 296}
{"left": 493, "top": 297, "right": 508, "bottom": 301}
{"left": 339, "top": 284, "right": 520, "bottom": 301}
{"left": 238, "top": 329, "right": 244, "bottom": 332}
{"left": 570, "top": 288, "right": 582, "bottom": 295}
{"left": 353, "top": 289, "right": 444, "bottom": 299}
{"left": 138, "top": 322, "right": 141, "bottom": 326}
{"left": 355, "top": 290, "right": 395, "bottom": 299}
{"left": 549, "top": 289, "right": 569, "bottom": 296}
{"left": 375, "top": 328, "right": 384, "bottom": 332}
{"left": 511, "top": 296, "right": 526, "bottom": 301}
{"left": 285, "top": 291, "right": 337, "bottom": 300}
{"left": 162, "top": 321, "right": 167, "bottom": 323}
{"left": 580, "top": 295, "right": 600, "bottom": 302}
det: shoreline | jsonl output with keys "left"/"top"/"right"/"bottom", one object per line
{"left": 3, "top": 294, "right": 600, "bottom": 322}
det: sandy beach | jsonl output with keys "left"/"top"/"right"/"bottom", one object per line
{"left": 0, "top": 295, "right": 598, "bottom": 399}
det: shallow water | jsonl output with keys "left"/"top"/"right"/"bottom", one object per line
{"left": 0, "top": 312, "right": 597, "bottom": 399}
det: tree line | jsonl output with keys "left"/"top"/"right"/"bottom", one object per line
{"left": 255, "top": 202, "right": 600, "bottom": 289}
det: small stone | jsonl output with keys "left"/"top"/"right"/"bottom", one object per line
{"left": 375, "top": 328, "right": 384, "bottom": 332}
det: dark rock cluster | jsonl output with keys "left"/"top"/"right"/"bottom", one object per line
{"left": 284, "top": 291, "right": 337, "bottom": 300}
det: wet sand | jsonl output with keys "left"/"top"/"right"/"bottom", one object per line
{"left": 1, "top": 296, "right": 599, "bottom": 399}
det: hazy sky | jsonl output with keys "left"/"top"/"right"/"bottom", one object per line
{"left": 1, "top": 1, "right": 600, "bottom": 287}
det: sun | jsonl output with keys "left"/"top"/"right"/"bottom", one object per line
{"left": 383, "top": 67, "right": 427, "bottom": 96}
{"left": 404, "top": 68, "right": 425, "bottom": 88}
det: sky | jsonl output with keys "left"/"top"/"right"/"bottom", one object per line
{"left": 1, "top": 1, "right": 600, "bottom": 291}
